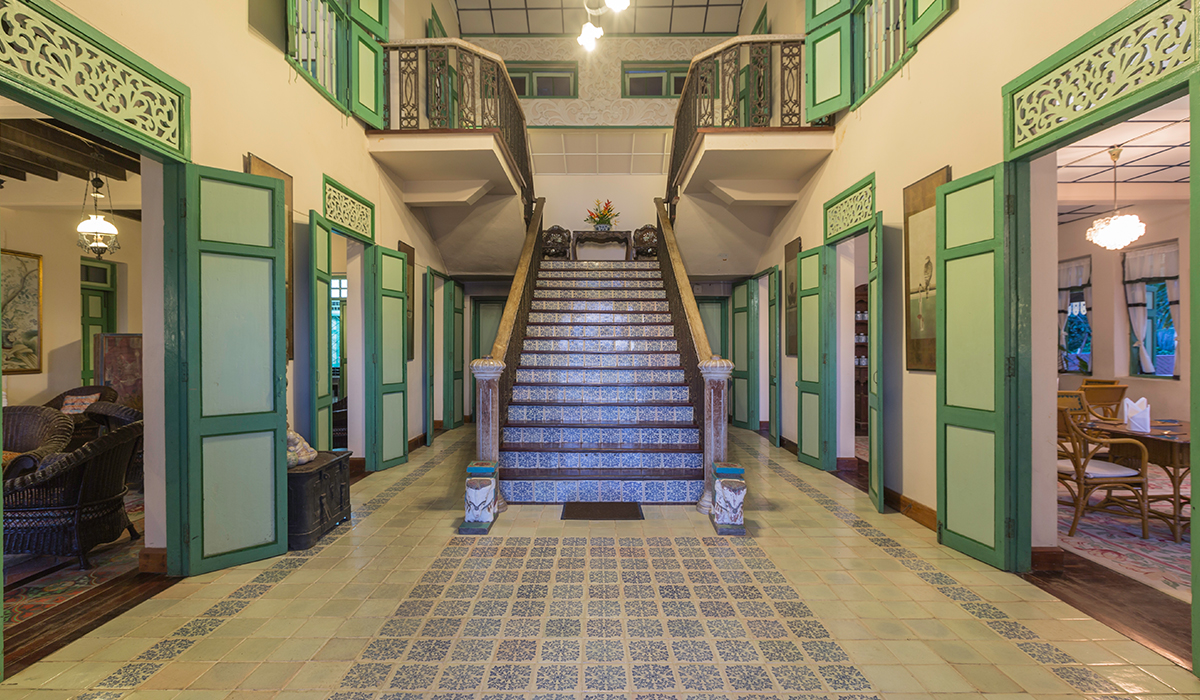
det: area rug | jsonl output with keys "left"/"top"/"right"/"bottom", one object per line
{"left": 1058, "top": 466, "right": 1190, "bottom": 601}
{"left": 3, "top": 491, "right": 145, "bottom": 624}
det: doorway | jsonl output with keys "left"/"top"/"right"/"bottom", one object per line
{"left": 424, "top": 268, "right": 464, "bottom": 445}
{"left": 471, "top": 296, "right": 506, "bottom": 419}
{"left": 832, "top": 235, "right": 872, "bottom": 493}
{"left": 730, "top": 268, "right": 781, "bottom": 441}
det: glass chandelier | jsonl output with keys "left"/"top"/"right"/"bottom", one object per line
{"left": 77, "top": 173, "right": 120, "bottom": 260}
{"left": 1086, "top": 146, "right": 1145, "bottom": 251}
{"left": 577, "top": 0, "right": 627, "bottom": 51}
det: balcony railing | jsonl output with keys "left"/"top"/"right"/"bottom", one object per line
{"left": 379, "top": 39, "right": 535, "bottom": 216}
{"left": 667, "top": 34, "right": 819, "bottom": 202}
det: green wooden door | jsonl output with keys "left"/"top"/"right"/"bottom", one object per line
{"left": 867, "top": 215, "right": 885, "bottom": 512}
{"left": 424, "top": 270, "right": 435, "bottom": 446}
{"left": 171, "top": 165, "right": 287, "bottom": 576}
{"left": 309, "top": 210, "right": 334, "bottom": 451}
{"left": 695, "top": 298, "right": 728, "bottom": 360}
{"left": 796, "top": 246, "right": 832, "bottom": 470}
{"left": 377, "top": 247, "right": 409, "bottom": 469}
{"left": 936, "top": 165, "right": 1013, "bottom": 569}
{"left": 731, "top": 279, "right": 758, "bottom": 431}
{"left": 80, "top": 288, "right": 113, "bottom": 385}
{"left": 444, "top": 280, "right": 465, "bottom": 429}
{"left": 470, "top": 298, "right": 505, "bottom": 419}
{"left": 768, "top": 268, "right": 781, "bottom": 446}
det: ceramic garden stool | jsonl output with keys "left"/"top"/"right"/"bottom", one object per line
{"left": 711, "top": 462, "right": 747, "bottom": 536}
{"left": 460, "top": 461, "right": 500, "bottom": 534}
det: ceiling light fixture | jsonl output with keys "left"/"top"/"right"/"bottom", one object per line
{"left": 77, "top": 172, "right": 120, "bottom": 259}
{"left": 577, "top": 0, "right": 624, "bottom": 51}
{"left": 1085, "top": 147, "right": 1146, "bottom": 251}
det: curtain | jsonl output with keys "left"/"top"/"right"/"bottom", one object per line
{"left": 1058, "top": 257, "right": 1091, "bottom": 349}
{"left": 1124, "top": 242, "right": 1179, "bottom": 374}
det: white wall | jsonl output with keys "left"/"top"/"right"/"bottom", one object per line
{"left": 537, "top": 175, "right": 665, "bottom": 232}
{"left": 1058, "top": 200, "right": 1191, "bottom": 419}
{"left": 0, "top": 206, "right": 142, "bottom": 405}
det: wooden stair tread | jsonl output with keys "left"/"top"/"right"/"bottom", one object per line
{"left": 525, "top": 321, "right": 674, "bottom": 326}
{"left": 501, "top": 442, "right": 703, "bottom": 453}
{"left": 506, "top": 421, "right": 698, "bottom": 429}
{"left": 508, "top": 400, "right": 693, "bottom": 407}
{"left": 517, "top": 365, "right": 683, "bottom": 371}
{"left": 514, "top": 381, "right": 689, "bottom": 387}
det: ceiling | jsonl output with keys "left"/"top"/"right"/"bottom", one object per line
{"left": 1057, "top": 95, "right": 1189, "bottom": 224}
{"left": 455, "top": 0, "right": 743, "bottom": 36}
{"left": 529, "top": 129, "right": 671, "bottom": 175}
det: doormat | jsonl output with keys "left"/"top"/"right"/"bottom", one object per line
{"left": 561, "top": 502, "right": 644, "bottom": 520}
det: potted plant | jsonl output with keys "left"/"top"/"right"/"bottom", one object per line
{"left": 585, "top": 199, "right": 620, "bottom": 231}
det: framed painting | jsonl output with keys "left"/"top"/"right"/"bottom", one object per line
{"left": 245, "top": 153, "right": 295, "bottom": 360}
{"left": 784, "top": 237, "right": 801, "bottom": 356}
{"left": 1, "top": 249, "right": 42, "bottom": 374}
{"left": 903, "top": 166, "right": 951, "bottom": 371}
{"left": 95, "top": 333, "right": 143, "bottom": 406}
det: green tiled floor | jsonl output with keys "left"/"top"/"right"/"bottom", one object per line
{"left": 2, "top": 427, "right": 1196, "bottom": 700}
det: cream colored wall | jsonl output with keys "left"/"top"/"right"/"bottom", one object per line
{"left": 737, "top": 0, "right": 802, "bottom": 34}
{"left": 1058, "top": 201, "right": 1191, "bottom": 420}
{"left": 0, "top": 206, "right": 142, "bottom": 405}
{"left": 537, "top": 175, "right": 665, "bottom": 232}
{"left": 400, "top": 0, "right": 459, "bottom": 40}
{"left": 738, "top": 0, "right": 1133, "bottom": 521}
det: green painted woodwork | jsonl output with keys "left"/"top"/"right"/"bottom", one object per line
{"left": 695, "top": 297, "right": 729, "bottom": 360}
{"left": 906, "top": 0, "right": 951, "bottom": 47}
{"left": 944, "top": 179, "right": 996, "bottom": 249}
{"left": 824, "top": 173, "right": 876, "bottom": 244}
{"left": 377, "top": 246, "right": 409, "bottom": 469}
{"left": 752, "top": 5, "right": 770, "bottom": 34}
{"left": 349, "top": 0, "right": 389, "bottom": 40}
{"left": 944, "top": 253, "right": 996, "bottom": 411}
{"left": 200, "top": 254, "right": 275, "bottom": 416}
{"left": 80, "top": 258, "right": 115, "bottom": 291}
{"left": 768, "top": 268, "right": 781, "bottom": 447}
{"left": 200, "top": 179, "right": 273, "bottom": 247}
{"left": 350, "top": 24, "right": 386, "bottom": 130}
{"left": 850, "top": 46, "right": 917, "bottom": 113}
{"left": 323, "top": 175, "right": 375, "bottom": 243}
{"left": 444, "top": 281, "right": 465, "bottom": 428}
{"left": 423, "top": 267, "right": 454, "bottom": 445}
{"left": 805, "top": 16, "right": 853, "bottom": 122}
{"left": 309, "top": 211, "right": 335, "bottom": 451}
{"left": 427, "top": 4, "right": 449, "bottom": 38}
{"left": 167, "top": 164, "right": 287, "bottom": 577}
{"left": 1002, "top": 0, "right": 1196, "bottom": 162}
{"left": 80, "top": 282, "right": 114, "bottom": 386}
{"left": 1190, "top": 75, "right": 1200, "bottom": 675}
{"left": 201, "top": 431, "right": 277, "bottom": 557}
{"left": 731, "top": 279, "right": 758, "bottom": 431}
{"left": 0, "top": 0, "right": 190, "bottom": 162}
{"left": 796, "top": 246, "right": 831, "bottom": 470}
{"left": 935, "top": 164, "right": 1012, "bottom": 571}
{"left": 424, "top": 271, "right": 435, "bottom": 446}
{"left": 867, "top": 213, "right": 884, "bottom": 512}
{"left": 287, "top": 0, "right": 350, "bottom": 115}
{"left": 805, "top": 0, "right": 853, "bottom": 30}
{"left": 470, "top": 297, "right": 507, "bottom": 418}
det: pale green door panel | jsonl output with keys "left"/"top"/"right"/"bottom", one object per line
{"left": 907, "top": 0, "right": 952, "bottom": 47}
{"left": 349, "top": 0, "right": 388, "bottom": 40}
{"left": 768, "top": 269, "right": 781, "bottom": 447}
{"left": 805, "top": 16, "right": 853, "bottom": 122}
{"left": 168, "top": 164, "right": 287, "bottom": 577}
{"left": 444, "top": 281, "right": 465, "bottom": 429}
{"left": 349, "top": 24, "right": 386, "bottom": 129}
{"left": 805, "top": 0, "right": 852, "bottom": 30}
{"left": 796, "top": 247, "right": 833, "bottom": 471}
{"left": 731, "top": 280, "right": 758, "bottom": 431}
{"left": 309, "top": 211, "right": 334, "bottom": 451}
{"left": 378, "top": 247, "right": 409, "bottom": 469}
{"left": 935, "top": 164, "right": 1012, "bottom": 570}
{"left": 867, "top": 214, "right": 884, "bottom": 512}
{"left": 424, "top": 270, "right": 437, "bottom": 447}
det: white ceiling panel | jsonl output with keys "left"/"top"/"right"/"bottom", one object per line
{"left": 631, "top": 154, "right": 665, "bottom": 174}
{"left": 528, "top": 9, "right": 564, "bottom": 32}
{"left": 491, "top": 9, "right": 530, "bottom": 32}
{"left": 530, "top": 129, "right": 670, "bottom": 175}
{"left": 598, "top": 132, "right": 635, "bottom": 153}
{"left": 599, "top": 154, "right": 634, "bottom": 173}
{"left": 704, "top": 5, "right": 742, "bottom": 32}
{"left": 566, "top": 154, "right": 598, "bottom": 173}
{"left": 564, "top": 132, "right": 598, "bottom": 153}
{"left": 490, "top": 0, "right": 527, "bottom": 8}
{"left": 458, "top": 10, "right": 494, "bottom": 33}
{"left": 457, "top": 0, "right": 489, "bottom": 9}
{"left": 529, "top": 131, "right": 565, "bottom": 153}
{"left": 1058, "top": 95, "right": 1190, "bottom": 193}
{"left": 672, "top": 7, "right": 706, "bottom": 32}
{"left": 456, "top": 0, "right": 742, "bottom": 35}
{"left": 636, "top": 7, "right": 672, "bottom": 32}
{"left": 533, "top": 154, "right": 568, "bottom": 173}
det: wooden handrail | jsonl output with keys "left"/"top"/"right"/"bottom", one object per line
{"left": 490, "top": 197, "right": 545, "bottom": 361}
{"left": 655, "top": 197, "right": 713, "bottom": 361}
{"left": 381, "top": 38, "right": 524, "bottom": 107}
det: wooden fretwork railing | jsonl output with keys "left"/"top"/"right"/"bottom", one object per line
{"left": 654, "top": 198, "right": 733, "bottom": 513}
{"left": 470, "top": 197, "right": 546, "bottom": 510}
{"left": 379, "top": 39, "right": 535, "bottom": 221}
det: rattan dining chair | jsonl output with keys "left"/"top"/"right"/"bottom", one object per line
{"left": 1056, "top": 405, "right": 1150, "bottom": 538}
{"left": 1080, "top": 378, "right": 1121, "bottom": 386}
{"left": 1080, "top": 384, "right": 1128, "bottom": 422}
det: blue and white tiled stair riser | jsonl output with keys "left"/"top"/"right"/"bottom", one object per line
{"left": 503, "top": 260, "right": 703, "bottom": 504}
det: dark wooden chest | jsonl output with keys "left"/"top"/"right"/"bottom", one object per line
{"left": 287, "top": 450, "right": 351, "bottom": 550}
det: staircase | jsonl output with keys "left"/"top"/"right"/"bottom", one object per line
{"left": 497, "top": 259, "right": 705, "bottom": 504}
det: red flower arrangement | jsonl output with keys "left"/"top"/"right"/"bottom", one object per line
{"left": 584, "top": 199, "right": 620, "bottom": 226}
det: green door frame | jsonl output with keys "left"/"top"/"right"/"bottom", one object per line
{"left": 470, "top": 296, "right": 508, "bottom": 419}
{"left": 378, "top": 247, "right": 410, "bottom": 470}
{"left": 730, "top": 278, "right": 759, "bottom": 430}
{"left": 795, "top": 246, "right": 831, "bottom": 471}
{"left": 424, "top": 267, "right": 457, "bottom": 445}
{"left": 444, "top": 278, "right": 465, "bottom": 429}
{"left": 81, "top": 258, "right": 117, "bottom": 386}
{"left": 309, "top": 211, "right": 335, "bottom": 452}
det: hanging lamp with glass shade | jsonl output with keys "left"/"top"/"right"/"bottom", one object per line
{"left": 1086, "top": 146, "right": 1146, "bottom": 251}
{"left": 77, "top": 173, "right": 120, "bottom": 259}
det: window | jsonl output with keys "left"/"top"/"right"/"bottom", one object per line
{"left": 1058, "top": 256, "right": 1092, "bottom": 374}
{"left": 1123, "top": 241, "right": 1180, "bottom": 378}
{"left": 331, "top": 277, "right": 347, "bottom": 374}
{"left": 507, "top": 63, "right": 577, "bottom": 98}
{"left": 622, "top": 62, "right": 690, "bottom": 98}
{"left": 287, "top": 0, "right": 387, "bottom": 127}
{"left": 331, "top": 278, "right": 348, "bottom": 299}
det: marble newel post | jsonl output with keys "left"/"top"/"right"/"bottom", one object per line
{"left": 696, "top": 355, "right": 735, "bottom": 514}
{"left": 470, "top": 356, "right": 507, "bottom": 512}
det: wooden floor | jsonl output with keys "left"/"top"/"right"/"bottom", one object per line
{"left": 831, "top": 458, "right": 870, "bottom": 494}
{"left": 3, "top": 568, "right": 178, "bottom": 678}
{"left": 1021, "top": 550, "right": 1192, "bottom": 669}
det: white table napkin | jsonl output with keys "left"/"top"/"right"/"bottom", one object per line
{"left": 1123, "top": 397, "right": 1151, "bottom": 433}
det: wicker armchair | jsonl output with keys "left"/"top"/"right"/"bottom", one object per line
{"left": 2, "top": 406, "right": 74, "bottom": 481}
{"left": 3, "top": 421, "right": 144, "bottom": 569}
{"left": 85, "top": 401, "right": 144, "bottom": 488}
{"left": 43, "top": 385, "right": 119, "bottom": 451}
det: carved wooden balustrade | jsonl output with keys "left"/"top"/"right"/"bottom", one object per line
{"left": 470, "top": 197, "right": 546, "bottom": 510}
{"left": 654, "top": 198, "right": 733, "bottom": 513}
{"left": 667, "top": 34, "right": 816, "bottom": 204}
{"left": 380, "top": 39, "right": 535, "bottom": 220}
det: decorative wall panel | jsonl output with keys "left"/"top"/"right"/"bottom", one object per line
{"left": 824, "top": 174, "right": 875, "bottom": 241}
{"left": 471, "top": 37, "right": 722, "bottom": 127}
{"left": 323, "top": 176, "right": 375, "bottom": 241}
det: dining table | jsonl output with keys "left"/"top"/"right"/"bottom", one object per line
{"left": 1083, "top": 418, "right": 1190, "bottom": 542}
